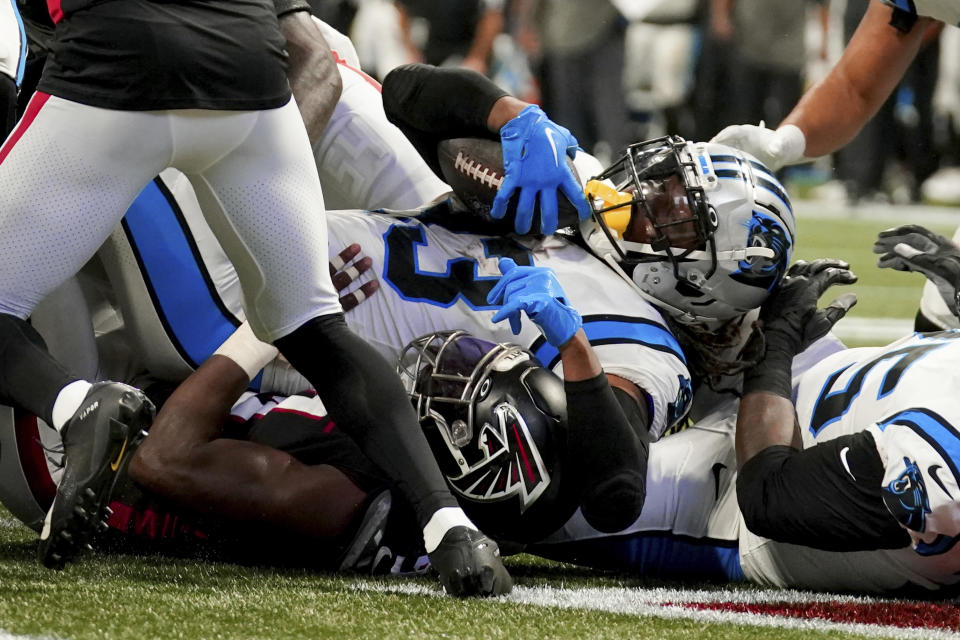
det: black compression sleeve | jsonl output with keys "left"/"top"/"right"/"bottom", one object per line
{"left": 737, "top": 431, "right": 911, "bottom": 551}
{"left": 566, "top": 374, "right": 650, "bottom": 532}
{"left": 382, "top": 64, "right": 508, "bottom": 174}
{"left": 274, "top": 314, "right": 457, "bottom": 528}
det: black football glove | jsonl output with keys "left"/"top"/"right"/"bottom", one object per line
{"left": 743, "top": 259, "right": 857, "bottom": 398}
{"left": 873, "top": 224, "right": 960, "bottom": 318}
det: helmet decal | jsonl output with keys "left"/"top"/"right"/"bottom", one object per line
{"left": 730, "top": 211, "right": 792, "bottom": 292}
{"left": 449, "top": 403, "right": 550, "bottom": 511}
{"left": 882, "top": 456, "right": 931, "bottom": 532}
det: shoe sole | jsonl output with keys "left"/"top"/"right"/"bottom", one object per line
{"left": 39, "top": 390, "right": 153, "bottom": 569}
{"left": 339, "top": 491, "right": 392, "bottom": 572}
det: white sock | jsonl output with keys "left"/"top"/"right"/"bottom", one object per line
{"left": 422, "top": 507, "right": 477, "bottom": 553}
{"left": 51, "top": 380, "right": 93, "bottom": 432}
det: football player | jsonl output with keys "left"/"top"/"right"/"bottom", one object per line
{"left": 712, "top": 0, "right": 959, "bottom": 333}
{"left": 732, "top": 241, "right": 960, "bottom": 594}
{"left": 0, "top": 0, "right": 513, "bottom": 596}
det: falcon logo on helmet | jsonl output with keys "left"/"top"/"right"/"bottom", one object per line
{"left": 397, "top": 330, "right": 576, "bottom": 542}
{"left": 582, "top": 135, "right": 796, "bottom": 326}
{"left": 448, "top": 402, "right": 550, "bottom": 511}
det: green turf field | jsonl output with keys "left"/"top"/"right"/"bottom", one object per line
{"left": 791, "top": 205, "right": 959, "bottom": 347}
{"left": 0, "top": 508, "right": 884, "bottom": 640}
{"left": 2, "top": 202, "right": 959, "bottom": 640}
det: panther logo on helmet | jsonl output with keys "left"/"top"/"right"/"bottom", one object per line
{"left": 882, "top": 456, "right": 931, "bottom": 532}
{"left": 397, "top": 330, "right": 577, "bottom": 542}
{"left": 582, "top": 135, "right": 795, "bottom": 326}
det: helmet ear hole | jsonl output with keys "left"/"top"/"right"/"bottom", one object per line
{"left": 706, "top": 206, "right": 719, "bottom": 231}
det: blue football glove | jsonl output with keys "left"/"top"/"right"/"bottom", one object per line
{"left": 491, "top": 105, "right": 591, "bottom": 236}
{"left": 486, "top": 257, "right": 582, "bottom": 347}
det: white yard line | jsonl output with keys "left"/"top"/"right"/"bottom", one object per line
{"left": 833, "top": 317, "right": 916, "bottom": 343}
{"left": 352, "top": 581, "right": 960, "bottom": 640}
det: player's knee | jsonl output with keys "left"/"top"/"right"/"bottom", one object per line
{"left": 580, "top": 472, "right": 646, "bottom": 533}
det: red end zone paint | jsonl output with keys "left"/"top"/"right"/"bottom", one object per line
{"left": 674, "top": 601, "right": 960, "bottom": 632}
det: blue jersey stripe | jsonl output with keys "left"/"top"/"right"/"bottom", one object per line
{"left": 9, "top": 0, "right": 26, "bottom": 85}
{"left": 122, "top": 178, "right": 240, "bottom": 369}
{"left": 876, "top": 408, "right": 960, "bottom": 497}
{"left": 532, "top": 316, "right": 684, "bottom": 370}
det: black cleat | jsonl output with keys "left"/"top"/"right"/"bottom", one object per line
{"left": 338, "top": 490, "right": 392, "bottom": 573}
{"left": 38, "top": 382, "right": 154, "bottom": 569}
{"left": 428, "top": 527, "right": 513, "bottom": 597}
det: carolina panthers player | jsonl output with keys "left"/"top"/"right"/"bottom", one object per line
{"left": 732, "top": 235, "right": 960, "bottom": 594}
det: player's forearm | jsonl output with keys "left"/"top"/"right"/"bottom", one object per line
{"left": 565, "top": 370, "right": 649, "bottom": 532}
{"left": 781, "top": 3, "right": 930, "bottom": 157}
{"left": 735, "top": 391, "right": 801, "bottom": 468}
{"left": 279, "top": 10, "right": 343, "bottom": 144}
{"left": 556, "top": 329, "right": 602, "bottom": 381}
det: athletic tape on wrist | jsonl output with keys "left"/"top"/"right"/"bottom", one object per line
{"left": 213, "top": 322, "right": 279, "bottom": 381}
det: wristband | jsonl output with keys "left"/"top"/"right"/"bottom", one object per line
{"left": 742, "top": 331, "right": 796, "bottom": 399}
{"left": 213, "top": 322, "right": 279, "bottom": 381}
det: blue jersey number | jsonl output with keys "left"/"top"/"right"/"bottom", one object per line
{"left": 383, "top": 224, "right": 532, "bottom": 308}
{"left": 809, "top": 338, "right": 957, "bottom": 435}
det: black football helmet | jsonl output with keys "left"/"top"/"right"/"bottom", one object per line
{"left": 398, "top": 331, "right": 577, "bottom": 543}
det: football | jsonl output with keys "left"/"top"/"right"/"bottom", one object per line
{"left": 436, "top": 137, "right": 583, "bottom": 233}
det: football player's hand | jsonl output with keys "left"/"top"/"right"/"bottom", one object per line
{"left": 487, "top": 257, "right": 582, "bottom": 347}
{"left": 710, "top": 123, "right": 806, "bottom": 172}
{"left": 491, "top": 105, "right": 590, "bottom": 235}
{"left": 760, "top": 259, "right": 858, "bottom": 353}
{"left": 743, "top": 259, "right": 857, "bottom": 398}
{"left": 873, "top": 224, "right": 960, "bottom": 317}
{"left": 329, "top": 243, "right": 380, "bottom": 312}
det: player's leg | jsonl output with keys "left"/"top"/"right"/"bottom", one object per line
{"left": 180, "top": 101, "right": 510, "bottom": 595}
{"left": 0, "top": 94, "right": 166, "bottom": 565}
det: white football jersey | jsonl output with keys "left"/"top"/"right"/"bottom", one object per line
{"left": 880, "top": 0, "right": 960, "bottom": 25}
{"left": 741, "top": 331, "right": 960, "bottom": 593}
{"left": 95, "top": 180, "right": 691, "bottom": 439}
{"left": 540, "top": 388, "right": 740, "bottom": 547}
{"left": 325, "top": 209, "right": 691, "bottom": 439}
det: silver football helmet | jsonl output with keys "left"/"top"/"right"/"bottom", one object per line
{"left": 582, "top": 135, "right": 796, "bottom": 326}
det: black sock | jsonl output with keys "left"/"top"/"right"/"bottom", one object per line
{"left": 0, "top": 314, "right": 79, "bottom": 425}
{"left": 275, "top": 313, "right": 457, "bottom": 528}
